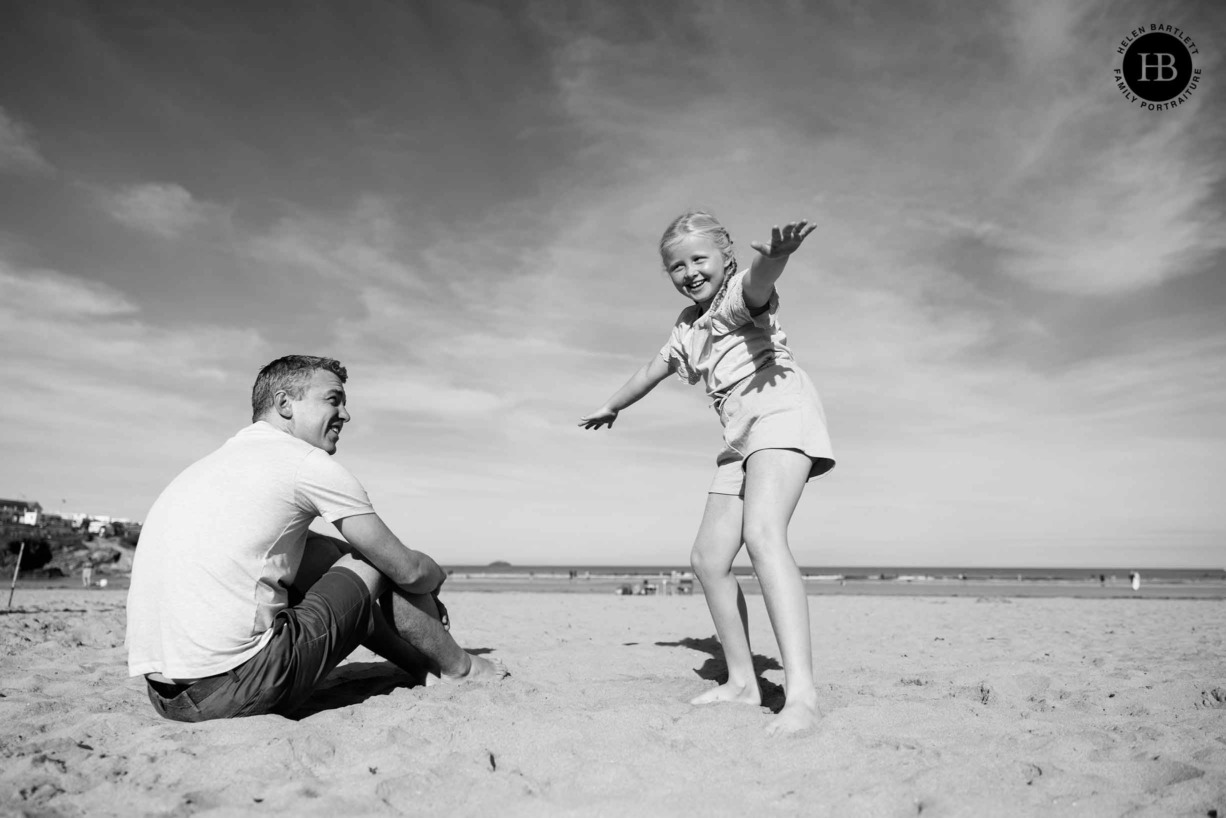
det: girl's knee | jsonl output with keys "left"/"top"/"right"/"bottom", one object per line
{"left": 690, "top": 545, "right": 729, "bottom": 578}
{"left": 742, "top": 524, "right": 789, "bottom": 559}
{"left": 689, "top": 546, "right": 706, "bottom": 574}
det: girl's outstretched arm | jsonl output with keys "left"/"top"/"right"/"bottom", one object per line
{"left": 579, "top": 354, "right": 674, "bottom": 430}
{"left": 743, "top": 220, "right": 817, "bottom": 308}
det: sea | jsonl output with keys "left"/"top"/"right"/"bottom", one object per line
{"left": 17, "top": 565, "right": 1225, "bottom": 599}
{"left": 438, "top": 565, "right": 1226, "bottom": 599}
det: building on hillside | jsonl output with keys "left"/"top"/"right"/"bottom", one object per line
{"left": 0, "top": 499, "right": 42, "bottom": 526}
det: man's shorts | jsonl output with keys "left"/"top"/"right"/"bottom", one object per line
{"left": 145, "top": 567, "right": 373, "bottom": 722}
{"left": 710, "top": 364, "right": 836, "bottom": 497}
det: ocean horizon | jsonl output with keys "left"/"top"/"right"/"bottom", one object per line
{"left": 443, "top": 564, "right": 1226, "bottom": 582}
{"left": 16, "top": 564, "right": 1223, "bottom": 599}
{"left": 437, "top": 564, "right": 1226, "bottom": 599}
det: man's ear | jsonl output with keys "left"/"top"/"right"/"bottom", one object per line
{"left": 273, "top": 390, "right": 294, "bottom": 420}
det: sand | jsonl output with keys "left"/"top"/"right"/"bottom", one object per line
{"left": 2, "top": 586, "right": 1224, "bottom": 817}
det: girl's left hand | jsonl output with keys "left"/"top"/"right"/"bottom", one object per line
{"left": 750, "top": 220, "right": 816, "bottom": 258}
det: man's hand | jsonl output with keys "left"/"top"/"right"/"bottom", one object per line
{"left": 431, "top": 589, "right": 450, "bottom": 631}
{"left": 749, "top": 220, "right": 816, "bottom": 259}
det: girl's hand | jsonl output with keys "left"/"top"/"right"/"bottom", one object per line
{"left": 749, "top": 220, "right": 816, "bottom": 259}
{"left": 579, "top": 407, "right": 619, "bottom": 430}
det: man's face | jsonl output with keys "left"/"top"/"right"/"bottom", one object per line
{"left": 285, "top": 369, "right": 350, "bottom": 454}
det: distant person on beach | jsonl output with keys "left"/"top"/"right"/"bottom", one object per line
{"left": 126, "top": 355, "right": 507, "bottom": 722}
{"left": 580, "top": 212, "right": 835, "bottom": 735}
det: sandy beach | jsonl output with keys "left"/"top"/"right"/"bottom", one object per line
{"left": 2, "top": 586, "right": 1224, "bottom": 817}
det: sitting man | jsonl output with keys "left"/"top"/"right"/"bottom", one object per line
{"left": 126, "top": 355, "right": 506, "bottom": 721}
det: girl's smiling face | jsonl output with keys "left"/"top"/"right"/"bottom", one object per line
{"left": 663, "top": 233, "right": 730, "bottom": 309}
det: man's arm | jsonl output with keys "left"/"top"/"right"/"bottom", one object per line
{"left": 321, "top": 517, "right": 507, "bottom": 683}
{"left": 333, "top": 512, "right": 446, "bottom": 595}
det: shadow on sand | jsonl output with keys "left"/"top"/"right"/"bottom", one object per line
{"left": 655, "top": 636, "right": 785, "bottom": 712}
{"left": 292, "top": 661, "right": 416, "bottom": 719}
{"left": 291, "top": 647, "right": 500, "bottom": 719}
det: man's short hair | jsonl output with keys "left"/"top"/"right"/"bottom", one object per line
{"left": 251, "top": 356, "right": 348, "bottom": 422}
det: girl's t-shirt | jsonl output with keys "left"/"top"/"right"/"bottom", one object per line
{"left": 658, "top": 272, "right": 796, "bottom": 400}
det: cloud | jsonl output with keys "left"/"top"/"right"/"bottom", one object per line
{"left": 976, "top": 110, "right": 1225, "bottom": 295}
{"left": 246, "top": 196, "right": 427, "bottom": 288}
{"left": 354, "top": 370, "right": 506, "bottom": 418}
{"left": 1048, "top": 331, "right": 1226, "bottom": 432}
{"left": 0, "top": 106, "right": 53, "bottom": 175}
{"left": 0, "top": 253, "right": 268, "bottom": 448}
{"left": 1, "top": 264, "right": 137, "bottom": 318}
{"left": 101, "top": 182, "right": 211, "bottom": 238}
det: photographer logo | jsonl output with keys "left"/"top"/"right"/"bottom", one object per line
{"left": 1113, "top": 25, "right": 1201, "bottom": 111}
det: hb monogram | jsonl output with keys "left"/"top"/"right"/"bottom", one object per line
{"left": 1136, "top": 53, "right": 1179, "bottom": 82}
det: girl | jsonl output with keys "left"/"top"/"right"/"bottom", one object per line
{"left": 579, "top": 211, "right": 835, "bottom": 735}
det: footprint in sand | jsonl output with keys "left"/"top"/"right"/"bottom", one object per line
{"left": 1199, "top": 688, "right": 1226, "bottom": 709}
{"left": 289, "top": 736, "right": 338, "bottom": 776}
{"left": 1113, "top": 757, "right": 1205, "bottom": 790}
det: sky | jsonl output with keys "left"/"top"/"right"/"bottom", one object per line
{"left": 2, "top": 0, "right": 1224, "bottom": 568}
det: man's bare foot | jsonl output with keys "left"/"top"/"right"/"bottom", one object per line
{"left": 436, "top": 653, "right": 509, "bottom": 685}
{"left": 766, "top": 698, "right": 819, "bottom": 736}
{"left": 689, "top": 680, "right": 761, "bottom": 706}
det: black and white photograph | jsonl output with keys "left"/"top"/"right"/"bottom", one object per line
{"left": 1, "top": 1, "right": 1223, "bottom": 815}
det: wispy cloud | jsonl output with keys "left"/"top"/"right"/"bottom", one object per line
{"left": 100, "top": 182, "right": 211, "bottom": 238}
{"left": 353, "top": 366, "right": 507, "bottom": 419}
{"left": 0, "top": 106, "right": 53, "bottom": 175}
{"left": 0, "top": 253, "right": 267, "bottom": 456}
{"left": 956, "top": 86, "right": 1225, "bottom": 295}
{"left": 1, "top": 263, "right": 135, "bottom": 318}
{"left": 245, "top": 196, "right": 426, "bottom": 289}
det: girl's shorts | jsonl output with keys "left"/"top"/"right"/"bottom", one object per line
{"left": 710, "top": 364, "right": 835, "bottom": 497}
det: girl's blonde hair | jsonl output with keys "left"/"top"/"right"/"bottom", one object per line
{"left": 658, "top": 211, "right": 738, "bottom": 276}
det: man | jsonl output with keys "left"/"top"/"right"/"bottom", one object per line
{"left": 126, "top": 355, "right": 506, "bottom": 721}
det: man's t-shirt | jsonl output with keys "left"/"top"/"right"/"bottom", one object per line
{"left": 126, "top": 421, "right": 374, "bottom": 679}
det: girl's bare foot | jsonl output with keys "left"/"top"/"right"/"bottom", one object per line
{"left": 689, "top": 680, "right": 761, "bottom": 706}
{"left": 766, "top": 697, "right": 819, "bottom": 736}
